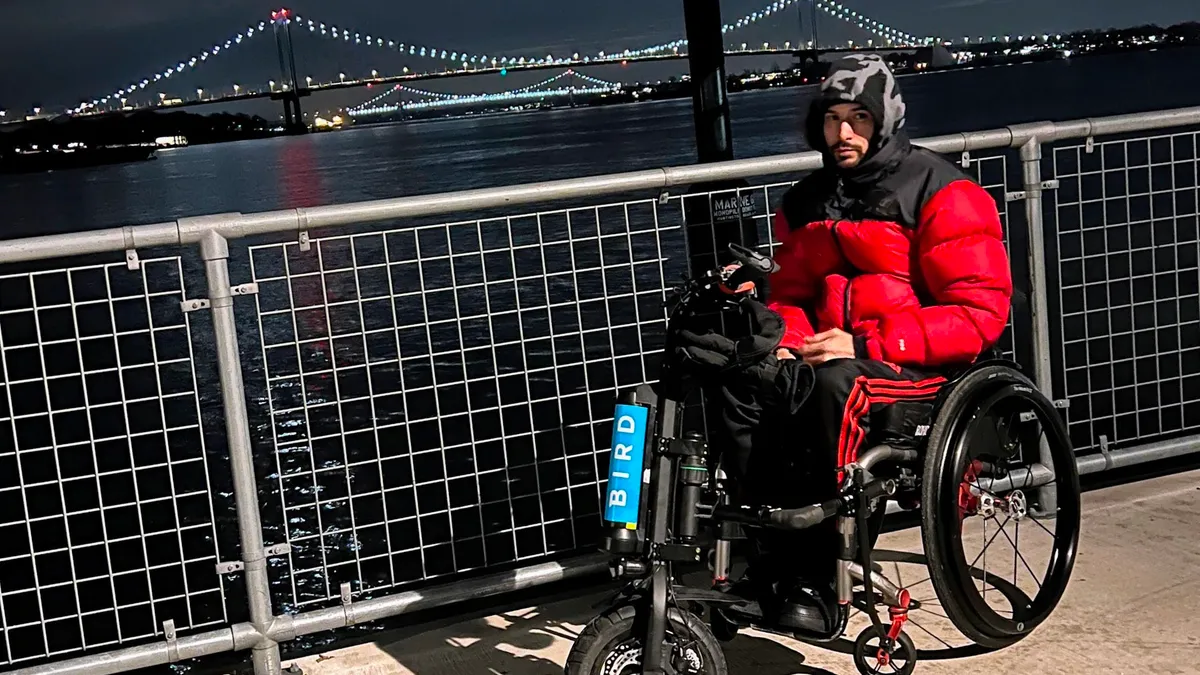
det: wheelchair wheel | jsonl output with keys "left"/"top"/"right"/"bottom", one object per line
{"left": 920, "top": 365, "right": 1081, "bottom": 650}
{"left": 565, "top": 603, "right": 729, "bottom": 675}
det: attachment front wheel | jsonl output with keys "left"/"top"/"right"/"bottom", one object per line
{"left": 853, "top": 627, "right": 917, "bottom": 675}
{"left": 565, "top": 603, "right": 729, "bottom": 675}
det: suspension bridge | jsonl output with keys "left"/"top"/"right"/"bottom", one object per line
{"left": 45, "top": 0, "right": 987, "bottom": 126}
{"left": 344, "top": 70, "right": 627, "bottom": 118}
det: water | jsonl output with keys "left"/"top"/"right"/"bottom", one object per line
{"left": 0, "top": 47, "right": 1198, "bottom": 670}
{"left": 2, "top": 48, "right": 1199, "bottom": 237}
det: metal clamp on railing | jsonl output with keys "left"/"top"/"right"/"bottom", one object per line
{"left": 1098, "top": 434, "right": 1116, "bottom": 471}
{"left": 340, "top": 583, "right": 359, "bottom": 627}
{"left": 297, "top": 207, "right": 312, "bottom": 251}
{"left": 215, "top": 544, "right": 292, "bottom": 575}
{"left": 181, "top": 283, "right": 260, "bottom": 313}
{"left": 163, "top": 620, "right": 179, "bottom": 662}
{"left": 1006, "top": 180, "right": 1059, "bottom": 202}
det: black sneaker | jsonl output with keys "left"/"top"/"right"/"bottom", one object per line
{"left": 770, "top": 580, "right": 840, "bottom": 634}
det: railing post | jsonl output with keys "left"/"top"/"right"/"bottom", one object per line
{"left": 199, "top": 230, "right": 282, "bottom": 675}
{"left": 1019, "top": 137, "right": 1059, "bottom": 517}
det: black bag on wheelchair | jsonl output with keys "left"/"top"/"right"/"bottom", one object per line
{"left": 669, "top": 296, "right": 784, "bottom": 375}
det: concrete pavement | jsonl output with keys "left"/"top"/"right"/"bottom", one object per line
{"left": 285, "top": 468, "right": 1200, "bottom": 675}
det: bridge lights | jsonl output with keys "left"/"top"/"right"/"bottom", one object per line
{"left": 196, "top": 88, "right": 204, "bottom": 98}
{"left": 306, "top": 76, "right": 313, "bottom": 86}
{"left": 371, "top": 69, "right": 378, "bottom": 78}
{"left": 269, "top": 80, "right": 276, "bottom": 90}
{"left": 233, "top": 84, "right": 240, "bottom": 94}
{"left": 340, "top": 72, "right": 346, "bottom": 82}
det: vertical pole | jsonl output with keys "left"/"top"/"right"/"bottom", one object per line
{"left": 679, "top": 1, "right": 754, "bottom": 448}
{"left": 683, "top": 0, "right": 734, "bottom": 165}
{"left": 200, "top": 231, "right": 282, "bottom": 675}
{"left": 1019, "top": 137, "right": 1058, "bottom": 517}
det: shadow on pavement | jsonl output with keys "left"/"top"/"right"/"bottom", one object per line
{"left": 321, "top": 596, "right": 833, "bottom": 674}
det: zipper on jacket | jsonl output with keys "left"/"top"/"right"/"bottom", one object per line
{"left": 843, "top": 277, "right": 853, "bottom": 334}
{"left": 829, "top": 221, "right": 854, "bottom": 334}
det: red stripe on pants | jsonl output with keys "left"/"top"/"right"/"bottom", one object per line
{"left": 836, "top": 376, "right": 947, "bottom": 483}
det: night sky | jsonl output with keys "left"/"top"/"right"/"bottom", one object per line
{"left": 0, "top": 0, "right": 1195, "bottom": 114}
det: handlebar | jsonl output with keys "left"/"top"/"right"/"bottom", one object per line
{"left": 723, "top": 243, "right": 779, "bottom": 289}
{"left": 667, "top": 243, "right": 780, "bottom": 315}
{"left": 710, "top": 478, "right": 896, "bottom": 532}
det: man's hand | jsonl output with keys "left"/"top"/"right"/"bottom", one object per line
{"left": 796, "top": 328, "right": 856, "bottom": 365}
{"left": 720, "top": 263, "right": 756, "bottom": 295}
{"left": 775, "top": 347, "right": 796, "bottom": 360}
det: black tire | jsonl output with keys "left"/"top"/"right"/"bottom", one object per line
{"left": 709, "top": 605, "right": 741, "bottom": 643}
{"left": 920, "top": 365, "right": 1081, "bottom": 649}
{"left": 566, "top": 603, "right": 729, "bottom": 675}
{"left": 853, "top": 627, "right": 917, "bottom": 675}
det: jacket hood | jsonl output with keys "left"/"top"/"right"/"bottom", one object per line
{"left": 805, "top": 54, "right": 911, "bottom": 183}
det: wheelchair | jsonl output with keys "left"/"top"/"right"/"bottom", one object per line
{"left": 565, "top": 244, "right": 1081, "bottom": 675}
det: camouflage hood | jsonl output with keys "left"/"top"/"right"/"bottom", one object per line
{"left": 805, "top": 54, "right": 911, "bottom": 180}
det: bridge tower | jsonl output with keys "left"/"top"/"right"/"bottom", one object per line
{"left": 795, "top": 0, "right": 826, "bottom": 80}
{"left": 271, "top": 8, "right": 309, "bottom": 134}
{"left": 802, "top": 0, "right": 820, "bottom": 50}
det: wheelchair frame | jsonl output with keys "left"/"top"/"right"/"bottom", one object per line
{"left": 567, "top": 244, "right": 1081, "bottom": 675}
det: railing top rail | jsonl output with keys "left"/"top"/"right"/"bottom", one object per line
{"left": 3, "top": 104, "right": 1199, "bottom": 265}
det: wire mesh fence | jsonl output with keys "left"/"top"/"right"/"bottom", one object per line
{"left": 1049, "top": 129, "right": 1200, "bottom": 454}
{"left": 245, "top": 197, "right": 693, "bottom": 608}
{"left": 0, "top": 257, "right": 231, "bottom": 668}
{"left": 1, "top": 116, "right": 1199, "bottom": 675}
{"left": 236, "top": 151, "right": 1018, "bottom": 610}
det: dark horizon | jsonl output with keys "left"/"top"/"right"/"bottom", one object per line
{"left": 0, "top": 0, "right": 1197, "bottom": 115}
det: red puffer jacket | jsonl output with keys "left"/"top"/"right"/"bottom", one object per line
{"left": 766, "top": 177, "right": 1013, "bottom": 368}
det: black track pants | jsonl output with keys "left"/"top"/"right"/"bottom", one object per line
{"left": 716, "top": 357, "right": 947, "bottom": 583}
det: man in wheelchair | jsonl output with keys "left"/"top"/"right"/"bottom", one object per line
{"left": 676, "top": 54, "right": 1013, "bottom": 633}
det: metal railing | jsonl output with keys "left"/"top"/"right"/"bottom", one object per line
{"left": 1, "top": 104, "right": 1199, "bottom": 675}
